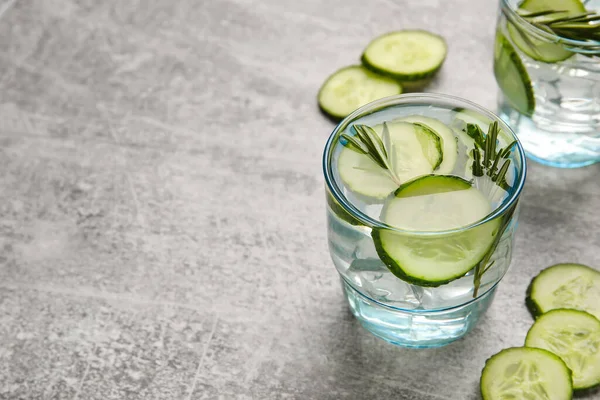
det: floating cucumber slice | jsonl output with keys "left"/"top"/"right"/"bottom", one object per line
{"left": 507, "top": 0, "right": 586, "bottom": 63}
{"left": 318, "top": 65, "right": 402, "bottom": 121}
{"left": 361, "top": 30, "right": 447, "bottom": 81}
{"left": 480, "top": 347, "right": 573, "bottom": 400}
{"left": 413, "top": 123, "right": 443, "bottom": 170}
{"left": 396, "top": 115, "right": 458, "bottom": 174}
{"left": 520, "top": 0, "right": 586, "bottom": 14}
{"left": 525, "top": 309, "right": 600, "bottom": 390}
{"left": 526, "top": 263, "right": 600, "bottom": 320}
{"left": 337, "top": 121, "right": 442, "bottom": 199}
{"left": 494, "top": 31, "right": 535, "bottom": 116}
{"left": 373, "top": 175, "right": 499, "bottom": 286}
{"left": 507, "top": 23, "right": 574, "bottom": 63}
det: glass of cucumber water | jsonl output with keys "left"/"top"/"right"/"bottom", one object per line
{"left": 323, "top": 94, "right": 527, "bottom": 348}
{"left": 494, "top": 0, "right": 600, "bottom": 168}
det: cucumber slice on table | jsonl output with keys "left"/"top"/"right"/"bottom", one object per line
{"left": 526, "top": 263, "right": 600, "bottom": 320}
{"left": 373, "top": 175, "right": 500, "bottom": 286}
{"left": 337, "top": 121, "right": 442, "bottom": 199}
{"left": 318, "top": 66, "right": 402, "bottom": 121}
{"left": 525, "top": 309, "right": 600, "bottom": 390}
{"left": 480, "top": 347, "right": 573, "bottom": 400}
{"left": 396, "top": 115, "right": 458, "bottom": 174}
{"left": 361, "top": 30, "right": 447, "bottom": 81}
{"left": 494, "top": 31, "right": 535, "bottom": 116}
{"left": 507, "top": 0, "right": 586, "bottom": 63}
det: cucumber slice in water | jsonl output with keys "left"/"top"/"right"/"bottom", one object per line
{"left": 337, "top": 121, "right": 442, "bottom": 199}
{"left": 361, "top": 30, "right": 447, "bottom": 81}
{"left": 520, "top": 0, "right": 586, "bottom": 12}
{"left": 507, "top": 0, "right": 586, "bottom": 63}
{"left": 494, "top": 31, "right": 535, "bottom": 116}
{"left": 480, "top": 347, "right": 573, "bottom": 400}
{"left": 373, "top": 175, "right": 500, "bottom": 286}
{"left": 526, "top": 263, "right": 600, "bottom": 320}
{"left": 397, "top": 115, "right": 458, "bottom": 174}
{"left": 318, "top": 66, "right": 402, "bottom": 121}
{"left": 525, "top": 309, "right": 600, "bottom": 390}
{"left": 507, "top": 23, "right": 573, "bottom": 63}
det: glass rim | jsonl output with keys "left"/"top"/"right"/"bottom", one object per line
{"left": 500, "top": 0, "right": 600, "bottom": 50}
{"left": 322, "top": 93, "right": 527, "bottom": 236}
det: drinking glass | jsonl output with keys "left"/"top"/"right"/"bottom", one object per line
{"left": 494, "top": 0, "right": 600, "bottom": 167}
{"left": 323, "top": 94, "right": 527, "bottom": 348}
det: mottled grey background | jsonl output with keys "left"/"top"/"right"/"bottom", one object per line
{"left": 0, "top": 0, "right": 598, "bottom": 399}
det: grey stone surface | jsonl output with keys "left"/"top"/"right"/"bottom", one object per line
{"left": 0, "top": 0, "right": 598, "bottom": 399}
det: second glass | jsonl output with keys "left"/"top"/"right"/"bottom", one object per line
{"left": 323, "top": 94, "right": 527, "bottom": 348}
{"left": 494, "top": 0, "right": 600, "bottom": 168}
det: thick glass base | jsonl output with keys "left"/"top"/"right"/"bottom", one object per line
{"left": 341, "top": 278, "right": 496, "bottom": 348}
{"left": 497, "top": 95, "right": 600, "bottom": 168}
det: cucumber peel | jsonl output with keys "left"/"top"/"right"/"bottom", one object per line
{"left": 361, "top": 30, "right": 447, "bottom": 81}
{"left": 494, "top": 30, "right": 535, "bottom": 116}
{"left": 318, "top": 65, "right": 402, "bottom": 121}
{"left": 396, "top": 115, "right": 458, "bottom": 174}
{"left": 480, "top": 347, "right": 573, "bottom": 400}
{"left": 373, "top": 175, "right": 499, "bottom": 287}
{"left": 526, "top": 263, "right": 600, "bottom": 320}
{"left": 525, "top": 309, "right": 600, "bottom": 391}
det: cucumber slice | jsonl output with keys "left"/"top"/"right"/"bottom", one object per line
{"left": 373, "top": 175, "right": 500, "bottom": 286}
{"left": 507, "top": 23, "right": 574, "bottom": 63}
{"left": 507, "top": 0, "right": 585, "bottom": 63}
{"left": 494, "top": 31, "right": 535, "bottom": 116}
{"left": 525, "top": 309, "right": 600, "bottom": 390}
{"left": 337, "top": 121, "right": 442, "bottom": 199}
{"left": 520, "top": 0, "right": 586, "bottom": 14}
{"left": 526, "top": 263, "right": 600, "bottom": 320}
{"left": 413, "top": 123, "right": 443, "bottom": 170}
{"left": 361, "top": 30, "right": 447, "bottom": 81}
{"left": 397, "top": 115, "right": 458, "bottom": 174}
{"left": 480, "top": 347, "right": 573, "bottom": 400}
{"left": 318, "top": 66, "right": 402, "bottom": 121}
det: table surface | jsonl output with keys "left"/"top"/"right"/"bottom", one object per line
{"left": 1, "top": 0, "right": 599, "bottom": 399}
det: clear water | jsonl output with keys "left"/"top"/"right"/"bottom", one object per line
{"left": 326, "top": 106, "right": 521, "bottom": 347}
{"left": 496, "top": 0, "right": 600, "bottom": 167}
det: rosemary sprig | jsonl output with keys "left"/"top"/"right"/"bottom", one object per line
{"left": 518, "top": 9, "right": 600, "bottom": 46}
{"left": 472, "top": 202, "right": 518, "bottom": 298}
{"left": 341, "top": 123, "right": 403, "bottom": 186}
{"left": 463, "top": 121, "right": 517, "bottom": 297}
{"left": 465, "top": 121, "right": 516, "bottom": 191}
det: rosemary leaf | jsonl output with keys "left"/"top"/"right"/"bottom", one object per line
{"left": 361, "top": 125, "right": 392, "bottom": 172}
{"left": 550, "top": 15, "right": 600, "bottom": 24}
{"left": 493, "top": 159, "right": 511, "bottom": 185}
{"left": 488, "top": 121, "right": 499, "bottom": 167}
{"left": 473, "top": 147, "right": 484, "bottom": 177}
{"left": 520, "top": 8, "right": 600, "bottom": 54}
{"left": 465, "top": 123, "right": 486, "bottom": 148}
{"left": 353, "top": 125, "right": 386, "bottom": 168}
{"left": 341, "top": 133, "right": 367, "bottom": 154}
{"left": 488, "top": 152, "right": 502, "bottom": 178}
{"left": 381, "top": 122, "right": 402, "bottom": 184}
{"left": 518, "top": 9, "right": 567, "bottom": 18}
{"left": 500, "top": 141, "right": 517, "bottom": 158}
{"left": 381, "top": 122, "right": 393, "bottom": 162}
{"left": 345, "top": 124, "right": 402, "bottom": 186}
